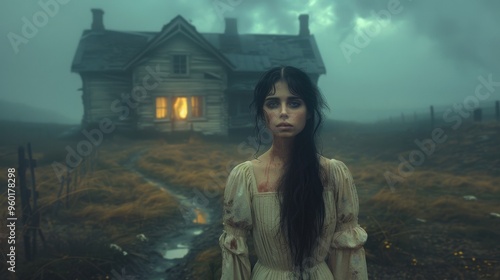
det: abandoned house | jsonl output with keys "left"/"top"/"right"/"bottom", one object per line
{"left": 71, "top": 9, "right": 326, "bottom": 136}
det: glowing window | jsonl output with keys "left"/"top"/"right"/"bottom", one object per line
{"left": 155, "top": 97, "right": 168, "bottom": 119}
{"left": 191, "top": 96, "right": 203, "bottom": 118}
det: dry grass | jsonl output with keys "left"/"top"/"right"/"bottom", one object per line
{"left": 367, "top": 189, "right": 421, "bottom": 217}
{"left": 135, "top": 140, "right": 250, "bottom": 193}
{"left": 188, "top": 246, "right": 221, "bottom": 280}
{"left": 51, "top": 165, "right": 175, "bottom": 238}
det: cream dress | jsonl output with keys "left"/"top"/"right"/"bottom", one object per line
{"left": 219, "top": 159, "right": 368, "bottom": 279}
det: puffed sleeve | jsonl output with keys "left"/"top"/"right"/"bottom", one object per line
{"left": 328, "top": 159, "right": 368, "bottom": 280}
{"left": 218, "top": 163, "right": 253, "bottom": 280}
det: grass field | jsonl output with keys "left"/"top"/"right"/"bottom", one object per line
{"left": 0, "top": 119, "right": 499, "bottom": 279}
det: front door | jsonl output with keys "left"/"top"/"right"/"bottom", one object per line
{"left": 171, "top": 96, "right": 190, "bottom": 131}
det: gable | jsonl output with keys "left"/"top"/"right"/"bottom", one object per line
{"left": 132, "top": 32, "right": 228, "bottom": 77}
{"left": 125, "top": 15, "right": 234, "bottom": 71}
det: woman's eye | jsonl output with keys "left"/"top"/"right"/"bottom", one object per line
{"left": 289, "top": 101, "right": 302, "bottom": 108}
{"left": 265, "top": 101, "right": 278, "bottom": 108}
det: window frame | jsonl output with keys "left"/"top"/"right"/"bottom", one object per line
{"left": 155, "top": 96, "right": 169, "bottom": 120}
{"left": 153, "top": 95, "right": 207, "bottom": 122}
{"left": 189, "top": 96, "right": 205, "bottom": 119}
{"left": 170, "top": 53, "right": 190, "bottom": 77}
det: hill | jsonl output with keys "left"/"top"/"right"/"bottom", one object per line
{"left": 0, "top": 99, "right": 79, "bottom": 124}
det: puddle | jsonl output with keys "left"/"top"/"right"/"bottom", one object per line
{"left": 163, "top": 248, "right": 189, "bottom": 259}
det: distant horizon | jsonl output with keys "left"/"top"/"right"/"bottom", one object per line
{"left": 1, "top": 97, "right": 498, "bottom": 126}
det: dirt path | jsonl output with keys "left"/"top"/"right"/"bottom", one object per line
{"left": 121, "top": 149, "right": 223, "bottom": 280}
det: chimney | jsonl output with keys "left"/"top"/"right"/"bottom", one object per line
{"left": 298, "top": 14, "right": 309, "bottom": 36}
{"left": 224, "top": 18, "right": 238, "bottom": 35}
{"left": 91, "top": 9, "right": 105, "bottom": 31}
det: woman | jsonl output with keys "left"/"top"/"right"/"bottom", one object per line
{"left": 219, "top": 66, "right": 368, "bottom": 279}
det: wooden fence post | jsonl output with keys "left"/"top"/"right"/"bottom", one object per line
{"left": 74, "top": 166, "right": 79, "bottom": 193}
{"left": 65, "top": 167, "right": 71, "bottom": 208}
{"left": 93, "top": 147, "right": 98, "bottom": 172}
{"left": 430, "top": 105, "right": 435, "bottom": 128}
{"left": 54, "top": 175, "right": 65, "bottom": 216}
{"left": 28, "top": 143, "right": 46, "bottom": 254}
{"left": 90, "top": 150, "right": 94, "bottom": 175}
{"left": 18, "top": 146, "right": 33, "bottom": 261}
{"left": 81, "top": 158, "right": 89, "bottom": 177}
{"left": 26, "top": 142, "right": 39, "bottom": 258}
{"left": 496, "top": 101, "right": 499, "bottom": 122}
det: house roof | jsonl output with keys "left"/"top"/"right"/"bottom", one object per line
{"left": 71, "top": 15, "right": 326, "bottom": 74}
{"left": 202, "top": 33, "right": 325, "bottom": 73}
{"left": 71, "top": 30, "right": 154, "bottom": 72}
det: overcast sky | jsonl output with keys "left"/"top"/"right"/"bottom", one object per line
{"left": 1, "top": 0, "right": 499, "bottom": 123}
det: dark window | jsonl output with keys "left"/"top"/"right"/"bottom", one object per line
{"left": 173, "top": 55, "right": 187, "bottom": 74}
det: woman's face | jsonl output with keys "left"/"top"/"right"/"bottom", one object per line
{"left": 263, "top": 81, "right": 308, "bottom": 138}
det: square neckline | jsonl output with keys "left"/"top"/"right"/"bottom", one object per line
{"left": 247, "top": 158, "right": 334, "bottom": 195}
{"left": 247, "top": 160, "right": 278, "bottom": 195}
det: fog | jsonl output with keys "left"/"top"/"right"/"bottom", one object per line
{"left": 1, "top": 0, "right": 499, "bottom": 123}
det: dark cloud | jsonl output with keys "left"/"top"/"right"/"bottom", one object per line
{"left": 405, "top": 1, "right": 500, "bottom": 73}
{"left": 331, "top": 0, "right": 500, "bottom": 73}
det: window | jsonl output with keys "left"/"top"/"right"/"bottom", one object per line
{"left": 173, "top": 55, "right": 187, "bottom": 74}
{"left": 191, "top": 96, "right": 203, "bottom": 118}
{"left": 155, "top": 96, "right": 205, "bottom": 120}
{"left": 156, "top": 97, "right": 168, "bottom": 119}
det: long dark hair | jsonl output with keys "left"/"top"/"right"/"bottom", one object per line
{"left": 249, "top": 66, "right": 330, "bottom": 276}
